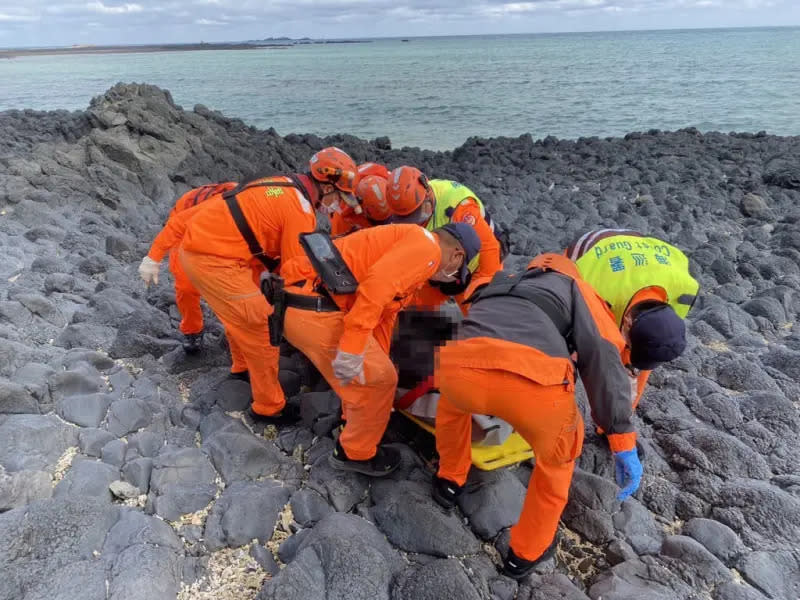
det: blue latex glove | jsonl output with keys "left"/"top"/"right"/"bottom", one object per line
{"left": 614, "top": 448, "right": 643, "bottom": 501}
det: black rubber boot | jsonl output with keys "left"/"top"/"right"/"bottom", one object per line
{"left": 228, "top": 370, "right": 250, "bottom": 383}
{"left": 502, "top": 537, "right": 558, "bottom": 580}
{"left": 431, "top": 476, "right": 463, "bottom": 510}
{"left": 247, "top": 402, "right": 301, "bottom": 426}
{"left": 182, "top": 332, "right": 204, "bottom": 354}
{"left": 328, "top": 440, "right": 400, "bottom": 477}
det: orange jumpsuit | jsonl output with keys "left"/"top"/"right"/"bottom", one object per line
{"left": 156, "top": 175, "right": 317, "bottom": 416}
{"left": 146, "top": 182, "right": 237, "bottom": 334}
{"left": 281, "top": 225, "right": 441, "bottom": 460}
{"left": 435, "top": 254, "right": 636, "bottom": 562}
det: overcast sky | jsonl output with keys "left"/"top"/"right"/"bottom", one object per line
{"left": 1, "top": 0, "right": 798, "bottom": 48}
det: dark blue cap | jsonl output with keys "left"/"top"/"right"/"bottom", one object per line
{"left": 629, "top": 304, "right": 686, "bottom": 370}
{"left": 440, "top": 222, "right": 481, "bottom": 283}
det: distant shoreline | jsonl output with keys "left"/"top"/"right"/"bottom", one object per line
{"left": 0, "top": 39, "right": 368, "bottom": 59}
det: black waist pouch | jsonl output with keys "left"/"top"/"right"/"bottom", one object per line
{"left": 299, "top": 232, "right": 358, "bottom": 295}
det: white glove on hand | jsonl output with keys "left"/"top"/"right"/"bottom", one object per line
{"left": 138, "top": 256, "right": 161, "bottom": 287}
{"left": 332, "top": 349, "right": 365, "bottom": 386}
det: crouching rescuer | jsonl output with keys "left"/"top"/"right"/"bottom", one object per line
{"left": 432, "top": 253, "right": 642, "bottom": 580}
{"left": 275, "top": 223, "right": 480, "bottom": 476}
{"left": 567, "top": 229, "right": 698, "bottom": 414}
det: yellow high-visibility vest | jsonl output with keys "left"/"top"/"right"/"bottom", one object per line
{"left": 574, "top": 233, "right": 699, "bottom": 326}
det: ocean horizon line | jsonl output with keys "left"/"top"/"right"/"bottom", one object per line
{"left": 2, "top": 23, "right": 799, "bottom": 52}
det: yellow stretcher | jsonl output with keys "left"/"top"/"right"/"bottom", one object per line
{"left": 395, "top": 378, "right": 534, "bottom": 470}
{"left": 399, "top": 410, "right": 534, "bottom": 470}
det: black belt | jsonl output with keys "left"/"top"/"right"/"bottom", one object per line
{"left": 284, "top": 291, "right": 340, "bottom": 312}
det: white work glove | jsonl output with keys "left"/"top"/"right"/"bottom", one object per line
{"left": 332, "top": 349, "right": 365, "bottom": 386}
{"left": 138, "top": 256, "right": 161, "bottom": 287}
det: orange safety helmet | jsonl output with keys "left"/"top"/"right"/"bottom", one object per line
{"left": 356, "top": 175, "right": 392, "bottom": 224}
{"left": 309, "top": 147, "right": 358, "bottom": 194}
{"left": 357, "top": 162, "right": 390, "bottom": 180}
{"left": 386, "top": 165, "right": 433, "bottom": 225}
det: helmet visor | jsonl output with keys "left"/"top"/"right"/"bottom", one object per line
{"left": 389, "top": 202, "right": 429, "bottom": 225}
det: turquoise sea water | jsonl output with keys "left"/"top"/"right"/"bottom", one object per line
{"left": 1, "top": 28, "right": 799, "bottom": 150}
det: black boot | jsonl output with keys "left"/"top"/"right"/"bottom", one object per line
{"left": 328, "top": 440, "right": 400, "bottom": 477}
{"left": 182, "top": 332, "right": 204, "bottom": 354}
{"left": 247, "top": 402, "right": 301, "bottom": 426}
{"left": 228, "top": 370, "right": 250, "bottom": 383}
{"left": 431, "top": 476, "right": 463, "bottom": 509}
{"left": 502, "top": 537, "right": 558, "bottom": 580}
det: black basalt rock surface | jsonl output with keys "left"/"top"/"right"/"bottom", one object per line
{"left": 0, "top": 83, "right": 799, "bottom": 599}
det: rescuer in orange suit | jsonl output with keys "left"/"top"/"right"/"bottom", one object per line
{"left": 280, "top": 222, "right": 481, "bottom": 476}
{"left": 387, "top": 166, "right": 502, "bottom": 279}
{"left": 137, "top": 147, "right": 359, "bottom": 424}
{"left": 432, "top": 253, "right": 642, "bottom": 580}
{"left": 139, "top": 182, "right": 238, "bottom": 353}
{"left": 386, "top": 166, "right": 504, "bottom": 309}
{"left": 329, "top": 163, "right": 393, "bottom": 237}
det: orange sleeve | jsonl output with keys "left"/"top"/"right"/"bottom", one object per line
{"left": 633, "top": 369, "right": 651, "bottom": 411}
{"left": 451, "top": 202, "right": 501, "bottom": 278}
{"left": 571, "top": 278, "right": 637, "bottom": 453}
{"left": 408, "top": 284, "right": 450, "bottom": 310}
{"left": 147, "top": 200, "right": 209, "bottom": 262}
{"left": 278, "top": 255, "right": 316, "bottom": 288}
{"left": 330, "top": 213, "right": 351, "bottom": 237}
{"left": 330, "top": 211, "right": 371, "bottom": 238}
{"left": 339, "top": 230, "right": 441, "bottom": 355}
{"left": 574, "top": 279, "right": 626, "bottom": 353}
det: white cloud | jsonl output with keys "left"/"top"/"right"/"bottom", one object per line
{"left": 482, "top": 0, "right": 617, "bottom": 17}
{"left": 0, "top": 12, "right": 40, "bottom": 22}
{"left": 86, "top": 1, "right": 144, "bottom": 14}
{"left": 195, "top": 17, "right": 227, "bottom": 24}
{"left": 498, "top": 3, "right": 544, "bottom": 13}
{"left": 220, "top": 13, "right": 258, "bottom": 21}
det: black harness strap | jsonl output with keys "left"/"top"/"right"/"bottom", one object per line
{"left": 222, "top": 178, "right": 309, "bottom": 272}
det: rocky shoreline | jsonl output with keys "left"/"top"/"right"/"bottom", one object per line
{"left": 1, "top": 83, "right": 799, "bottom": 600}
